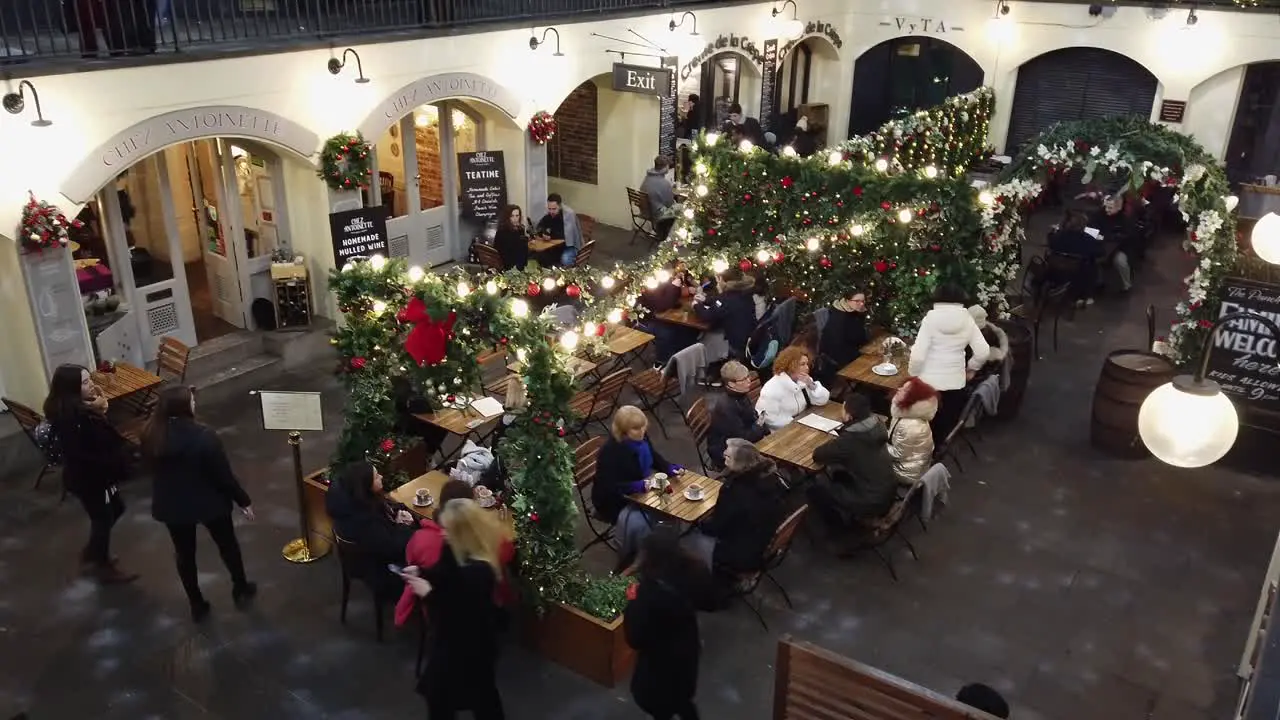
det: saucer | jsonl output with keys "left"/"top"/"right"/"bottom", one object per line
{"left": 413, "top": 497, "right": 433, "bottom": 508}
{"left": 683, "top": 488, "right": 706, "bottom": 501}
{"left": 871, "top": 363, "right": 899, "bottom": 376}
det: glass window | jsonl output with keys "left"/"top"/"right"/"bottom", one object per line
{"left": 413, "top": 105, "right": 445, "bottom": 212}
{"left": 117, "top": 158, "right": 176, "bottom": 286}
{"left": 375, "top": 116, "right": 409, "bottom": 219}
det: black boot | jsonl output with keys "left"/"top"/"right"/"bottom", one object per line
{"left": 232, "top": 581, "right": 258, "bottom": 609}
{"left": 190, "top": 599, "right": 212, "bottom": 623}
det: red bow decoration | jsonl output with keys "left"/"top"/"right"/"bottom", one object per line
{"left": 398, "top": 297, "right": 456, "bottom": 366}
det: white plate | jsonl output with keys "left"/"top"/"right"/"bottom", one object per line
{"left": 413, "top": 498, "right": 433, "bottom": 508}
{"left": 872, "top": 363, "right": 899, "bottom": 377}
{"left": 683, "top": 487, "right": 706, "bottom": 502}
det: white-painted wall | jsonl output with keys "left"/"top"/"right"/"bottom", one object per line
{"left": 0, "top": 0, "right": 1278, "bottom": 404}
{"left": 1185, "top": 66, "right": 1246, "bottom": 162}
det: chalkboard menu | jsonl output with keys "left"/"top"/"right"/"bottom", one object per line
{"left": 21, "top": 247, "right": 93, "bottom": 376}
{"left": 659, "top": 56, "right": 678, "bottom": 163}
{"left": 759, "top": 39, "right": 779, "bottom": 132}
{"left": 328, "top": 206, "right": 389, "bottom": 267}
{"left": 457, "top": 150, "right": 507, "bottom": 222}
{"left": 1206, "top": 277, "right": 1280, "bottom": 414}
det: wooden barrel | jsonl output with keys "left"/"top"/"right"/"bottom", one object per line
{"left": 994, "top": 319, "right": 1032, "bottom": 420}
{"left": 1090, "top": 350, "right": 1178, "bottom": 458}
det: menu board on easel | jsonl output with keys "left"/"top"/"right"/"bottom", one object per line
{"left": 21, "top": 247, "right": 93, "bottom": 376}
{"left": 759, "top": 39, "right": 779, "bottom": 132}
{"left": 1206, "top": 277, "right": 1280, "bottom": 421}
{"left": 457, "top": 150, "right": 507, "bottom": 223}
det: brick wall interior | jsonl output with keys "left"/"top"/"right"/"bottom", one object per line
{"left": 415, "top": 124, "right": 445, "bottom": 210}
{"left": 549, "top": 80, "right": 599, "bottom": 185}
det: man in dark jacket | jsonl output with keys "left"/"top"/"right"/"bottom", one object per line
{"left": 817, "top": 291, "right": 869, "bottom": 384}
{"left": 808, "top": 395, "right": 898, "bottom": 525}
{"left": 694, "top": 270, "right": 757, "bottom": 358}
{"left": 705, "top": 361, "right": 768, "bottom": 469}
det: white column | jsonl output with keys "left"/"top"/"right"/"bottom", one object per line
{"left": 526, "top": 137, "right": 548, "bottom": 223}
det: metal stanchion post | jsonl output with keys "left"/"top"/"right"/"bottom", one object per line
{"left": 281, "top": 430, "right": 327, "bottom": 563}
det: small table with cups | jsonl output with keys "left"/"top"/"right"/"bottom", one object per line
{"left": 412, "top": 394, "right": 508, "bottom": 463}
{"left": 390, "top": 470, "right": 515, "bottom": 538}
{"left": 626, "top": 469, "right": 722, "bottom": 525}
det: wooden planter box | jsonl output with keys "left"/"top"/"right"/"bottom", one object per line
{"left": 521, "top": 602, "right": 634, "bottom": 687}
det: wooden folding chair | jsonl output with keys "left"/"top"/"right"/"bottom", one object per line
{"left": 565, "top": 369, "right": 630, "bottom": 439}
{"left": 683, "top": 397, "right": 713, "bottom": 476}
{"left": 156, "top": 336, "right": 191, "bottom": 383}
{"left": 729, "top": 505, "right": 809, "bottom": 630}
{"left": 572, "top": 436, "right": 617, "bottom": 552}
{"left": 934, "top": 393, "right": 983, "bottom": 474}
{"left": 474, "top": 243, "right": 504, "bottom": 272}
{"left": 842, "top": 483, "right": 923, "bottom": 581}
{"left": 572, "top": 240, "right": 596, "bottom": 268}
{"left": 626, "top": 188, "right": 659, "bottom": 246}
{"left": 630, "top": 344, "right": 702, "bottom": 438}
{"left": 3, "top": 397, "right": 59, "bottom": 492}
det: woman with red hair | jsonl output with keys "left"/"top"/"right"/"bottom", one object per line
{"left": 887, "top": 377, "right": 939, "bottom": 485}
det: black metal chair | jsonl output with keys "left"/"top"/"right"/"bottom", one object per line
{"left": 727, "top": 504, "right": 809, "bottom": 630}
{"left": 840, "top": 484, "right": 923, "bottom": 581}
{"left": 333, "top": 532, "right": 400, "bottom": 643}
{"left": 572, "top": 436, "right": 617, "bottom": 553}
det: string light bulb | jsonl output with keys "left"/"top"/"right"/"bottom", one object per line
{"left": 978, "top": 190, "right": 995, "bottom": 206}
{"left": 542, "top": 277, "right": 556, "bottom": 291}
{"left": 827, "top": 151, "right": 843, "bottom": 166}
{"left": 898, "top": 208, "right": 913, "bottom": 224}
{"left": 371, "top": 300, "right": 387, "bottom": 315}
{"left": 510, "top": 298, "right": 529, "bottom": 317}
{"left": 704, "top": 132, "right": 720, "bottom": 146}
{"left": 756, "top": 249, "right": 770, "bottom": 263}
{"left": 516, "top": 348, "right": 527, "bottom": 362}
{"left": 560, "top": 330, "right": 580, "bottom": 351}
{"left": 600, "top": 275, "right": 616, "bottom": 289}
{"left": 656, "top": 269, "right": 671, "bottom": 283}
{"left": 407, "top": 265, "right": 425, "bottom": 282}
{"left": 342, "top": 262, "right": 355, "bottom": 272}
{"left": 739, "top": 139, "right": 754, "bottom": 153}
{"left": 583, "top": 321, "right": 599, "bottom": 337}
{"left": 874, "top": 158, "right": 889, "bottom": 173}
{"left": 455, "top": 281, "right": 470, "bottom": 297}
{"left": 607, "top": 308, "right": 623, "bottom": 324}
{"left": 485, "top": 280, "right": 498, "bottom": 295}
{"left": 806, "top": 236, "right": 821, "bottom": 251}
{"left": 683, "top": 207, "right": 695, "bottom": 219}
{"left": 369, "top": 254, "right": 387, "bottom": 270}
{"left": 695, "top": 185, "right": 709, "bottom": 197}
{"left": 694, "top": 162, "right": 708, "bottom": 176}
{"left": 781, "top": 145, "right": 798, "bottom": 158}
{"left": 850, "top": 223, "right": 865, "bottom": 236}
{"left": 712, "top": 258, "right": 729, "bottom": 273}
{"left": 924, "top": 165, "right": 939, "bottom": 179}
{"left": 644, "top": 276, "right": 660, "bottom": 289}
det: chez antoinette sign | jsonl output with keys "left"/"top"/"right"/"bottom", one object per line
{"left": 1205, "top": 278, "right": 1280, "bottom": 415}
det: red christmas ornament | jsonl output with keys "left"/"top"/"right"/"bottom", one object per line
{"left": 819, "top": 256, "right": 832, "bottom": 268}
{"left": 527, "top": 282, "right": 541, "bottom": 296}
{"left": 874, "top": 260, "right": 889, "bottom": 273}
{"left": 930, "top": 243, "right": 941, "bottom": 252}
{"left": 379, "top": 438, "right": 395, "bottom": 453}
{"left": 499, "top": 336, "right": 509, "bottom": 345}
{"left": 707, "top": 228, "right": 717, "bottom": 236}
{"left": 529, "top": 512, "right": 540, "bottom": 522}
{"left": 774, "top": 252, "right": 785, "bottom": 263}
{"left": 854, "top": 186, "right": 864, "bottom": 196}
{"left": 446, "top": 394, "right": 456, "bottom": 403}
{"left": 738, "top": 259, "right": 753, "bottom": 271}
{"left": 626, "top": 583, "right": 639, "bottom": 601}
{"left": 743, "top": 193, "right": 752, "bottom": 201}
{"left": 350, "top": 357, "right": 367, "bottom": 370}
{"left": 565, "top": 284, "right": 581, "bottom": 298}
{"left": 880, "top": 201, "right": 891, "bottom": 210}
{"left": 557, "top": 427, "right": 566, "bottom": 437}
{"left": 781, "top": 176, "right": 794, "bottom": 189}
{"left": 594, "top": 324, "right": 606, "bottom": 337}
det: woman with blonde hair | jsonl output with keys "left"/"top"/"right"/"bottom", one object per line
{"left": 755, "top": 346, "right": 830, "bottom": 430}
{"left": 403, "top": 498, "right": 507, "bottom": 719}
{"left": 593, "top": 405, "right": 679, "bottom": 571}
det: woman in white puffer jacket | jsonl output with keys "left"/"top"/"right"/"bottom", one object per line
{"left": 907, "top": 283, "right": 989, "bottom": 445}
{"left": 755, "top": 346, "right": 830, "bottom": 430}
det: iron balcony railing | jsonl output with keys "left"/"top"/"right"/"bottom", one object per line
{"left": 1, "top": 0, "right": 729, "bottom": 71}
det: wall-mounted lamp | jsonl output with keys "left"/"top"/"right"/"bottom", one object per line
{"left": 327, "top": 48, "right": 370, "bottom": 84}
{"left": 3, "top": 80, "right": 51, "bottom": 127}
{"left": 995, "top": 0, "right": 1011, "bottom": 17}
{"left": 770, "top": 0, "right": 805, "bottom": 41}
{"left": 529, "top": 27, "right": 564, "bottom": 56}
{"left": 1186, "top": 8, "right": 1198, "bottom": 25}
{"left": 669, "top": 11, "right": 699, "bottom": 36}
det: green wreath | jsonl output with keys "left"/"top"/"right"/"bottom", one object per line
{"left": 318, "top": 132, "right": 373, "bottom": 191}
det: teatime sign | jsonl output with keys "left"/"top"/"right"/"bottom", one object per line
{"left": 1206, "top": 278, "right": 1280, "bottom": 414}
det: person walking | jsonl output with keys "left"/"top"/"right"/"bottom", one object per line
{"left": 907, "top": 283, "right": 990, "bottom": 445}
{"left": 401, "top": 498, "right": 507, "bottom": 720}
{"left": 42, "top": 364, "right": 137, "bottom": 584}
{"left": 625, "top": 527, "right": 717, "bottom": 720}
{"left": 144, "top": 385, "right": 256, "bottom": 620}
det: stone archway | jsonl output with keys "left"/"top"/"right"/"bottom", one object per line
{"left": 356, "top": 72, "right": 523, "bottom": 142}
{"left": 848, "top": 36, "right": 983, "bottom": 137}
{"left": 61, "top": 105, "right": 318, "bottom": 204}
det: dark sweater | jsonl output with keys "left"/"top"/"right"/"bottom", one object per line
{"left": 705, "top": 391, "right": 768, "bottom": 468}
{"left": 150, "top": 418, "right": 251, "bottom": 525}
{"left": 811, "top": 416, "right": 898, "bottom": 518}
{"left": 820, "top": 307, "right": 869, "bottom": 370}
{"left": 592, "top": 435, "right": 673, "bottom": 524}
{"left": 700, "top": 465, "right": 784, "bottom": 573}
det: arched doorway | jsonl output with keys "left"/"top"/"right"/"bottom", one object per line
{"left": 1005, "top": 47, "right": 1158, "bottom": 153}
{"left": 679, "top": 50, "right": 764, "bottom": 131}
{"left": 60, "top": 107, "right": 318, "bottom": 365}
{"left": 1223, "top": 61, "right": 1280, "bottom": 186}
{"left": 358, "top": 73, "right": 524, "bottom": 269}
{"left": 848, "top": 37, "right": 983, "bottom": 136}
{"left": 775, "top": 36, "right": 840, "bottom": 147}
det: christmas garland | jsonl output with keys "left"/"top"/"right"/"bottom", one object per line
{"left": 317, "top": 132, "right": 373, "bottom": 191}
{"left": 527, "top": 111, "right": 557, "bottom": 145}
{"left": 19, "top": 192, "right": 81, "bottom": 254}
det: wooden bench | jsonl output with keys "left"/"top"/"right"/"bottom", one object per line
{"left": 772, "top": 637, "right": 1003, "bottom": 719}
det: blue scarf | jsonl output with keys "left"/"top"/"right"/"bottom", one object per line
{"left": 624, "top": 438, "right": 654, "bottom": 477}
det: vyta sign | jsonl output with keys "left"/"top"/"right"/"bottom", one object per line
{"left": 611, "top": 63, "right": 673, "bottom": 97}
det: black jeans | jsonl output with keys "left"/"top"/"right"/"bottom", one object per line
{"left": 74, "top": 487, "right": 124, "bottom": 565}
{"left": 648, "top": 702, "right": 700, "bottom": 720}
{"left": 164, "top": 515, "right": 249, "bottom": 605}
{"left": 931, "top": 388, "right": 969, "bottom": 448}
{"left": 424, "top": 682, "right": 505, "bottom": 720}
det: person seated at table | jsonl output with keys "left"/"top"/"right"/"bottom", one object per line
{"left": 684, "top": 439, "right": 785, "bottom": 584}
{"left": 493, "top": 203, "right": 529, "bottom": 270}
{"left": 534, "top": 192, "right": 583, "bottom": 266}
{"left": 640, "top": 155, "right": 677, "bottom": 241}
{"left": 391, "top": 376, "right": 449, "bottom": 459}
{"left": 817, "top": 289, "right": 870, "bottom": 385}
{"left": 1090, "top": 193, "right": 1139, "bottom": 292}
{"left": 325, "top": 461, "right": 418, "bottom": 597}
{"left": 723, "top": 102, "right": 764, "bottom": 146}
{"left": 706, "top": 361, "right": 770, "bottom": 471}
{"left": 593, "top": 406, "right": 680, "bottom": 572}
{"left": 908, "top": 283, "right": 989, "bottom": 447}
{"left": 1047, "top": 209, "right": 1104, "bottom": 304}
{"left": 886, "top": 377, "right": 939, "bottom": 486}
{"left": 693, "top": 269, "right": 758, "bottom": 360}
{"left": 395, "top": 480, "right": 516, "bottom": 629}
{"left": 966, "top": 306, "right": 1009, "bottom": 381}
{"left": 807, "top": 395, "right": 898, "bottom": 528}
{"left": 755, "top": 346, "right": 830, "bottom": 431}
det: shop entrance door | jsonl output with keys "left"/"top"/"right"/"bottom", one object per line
{"left": 189, "top": 139, "right": 250, "bottom": 330}
{"left": 378, "top": 102, "right": 483, "bottom": 267}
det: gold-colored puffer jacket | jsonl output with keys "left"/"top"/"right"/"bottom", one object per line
{"left": 888, "top": 396, "right": 938, "bottom": 485}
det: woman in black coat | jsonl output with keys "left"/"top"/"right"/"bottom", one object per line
{"left": 591, "top": 406, "right": 677, "bottom": 571}
{"left": 625, "top": 527, "right": 716, "bottom": 720}
{"left": 144, "top": 385, "right": 256, "bottom": 621}
{"left": 694, "top": 440, "right": 784, "bottom": 578}
{"left": 493, "top": 204, "right": 529, "bottom": 271}
{"left": 43, "top": 364, "right": 137, "bottom": 584}
{"left": 325, "top": 461, "right": 417, "bottom": 597}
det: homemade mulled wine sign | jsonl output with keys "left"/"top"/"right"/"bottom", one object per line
{"left": 457, "top": 151, "right": 508, "bottom": 222}
{"left": 329, "top": 206, "right": 389, "bottom": 267}
{"left": 1206, "top": 278, "right": 1280, "bottom": 414}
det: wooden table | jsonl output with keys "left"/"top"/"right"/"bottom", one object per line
{"left": 605, "top": 326, "right": 655, "bottom": 357}
{"left": 529, "top": 237, "right": 565, "bottom": 253}
{"left": 653, "top": 298, "right": 710, "bottom": 331}
{"left": 412, "top": 401, "right": 504, "bottom": 437}
{"left": 838, "top": 354, "right": 910, "bottom": 392}
{"left": 626, "top": 470, "right": 722, "bottom": 524}
{"left": 756, "top": 403, "right": 845, "bottom": 472}
{"left": 390, "top": 470, "right": 515, "bottom": 538}
{"left": 92, "top": 362, "right": 164, "bottom": 402}
{"left": 509, "top": 355, "right": 598, "bottom": 379}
